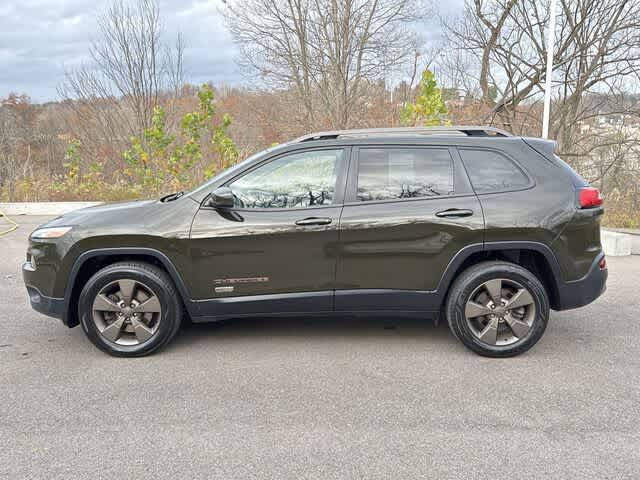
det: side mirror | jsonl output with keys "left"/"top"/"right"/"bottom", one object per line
{"left": 207, "top": 187, "right": 234, "bottom": 209}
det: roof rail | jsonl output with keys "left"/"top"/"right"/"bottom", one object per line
{"left": 293, "top": 126, "right": 512, "bottom": 142}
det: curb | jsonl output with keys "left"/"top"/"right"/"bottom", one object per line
{"left": 0, "top": 202, "right": 102, "bottom": 216}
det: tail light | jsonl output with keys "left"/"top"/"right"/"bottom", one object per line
{"left": 578, "top": 187, "right": 603, "bottom": 209}
{"left": 598, "top": 256, "right": 607, "bottom": 270}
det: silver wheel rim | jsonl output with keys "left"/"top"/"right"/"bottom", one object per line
{"left": 464, "top": 278, "right": 536, "bottom": 346}
{"left": 92, "top": 279, "right": 162, "bottom": 346}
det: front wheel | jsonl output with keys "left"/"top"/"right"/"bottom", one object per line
{"left": 78, "top": 262, "right": 182, "bottom": 357}
{"left": 445, "top": 261, "right": 549, "bottom": 357}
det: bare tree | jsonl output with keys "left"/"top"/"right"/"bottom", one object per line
{"left": 222, "top": 0, "right": 427, "bottom": 130}
{"left": 59, "top": 0, "right": 184, "bottom": 157}
{"left": 445, "top": 0, "right": 640, "bottom": 140}
{"left": 442, "top": 0, "right": 640, "bottom": 214}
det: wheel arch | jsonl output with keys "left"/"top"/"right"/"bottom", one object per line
{"left": 63, "top": 248, "right": 192, "bottom": 327}
{"left": 437, "top": 242, "right": 562, "bottom": 310}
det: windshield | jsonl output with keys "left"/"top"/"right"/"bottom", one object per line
{"left": 185, "top": 145, "right": 281, "bottom": 199}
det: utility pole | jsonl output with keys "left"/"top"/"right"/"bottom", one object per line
{"left": 542, "top": 0, "right": 558, "bottom": 139}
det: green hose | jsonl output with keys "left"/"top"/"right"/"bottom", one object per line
{"left": 0, "top": 206, "right": 18, "bottom": 236}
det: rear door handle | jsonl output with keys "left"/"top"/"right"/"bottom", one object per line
{"left": 295, "top": 217, "right": 332, "bottom": 226}
{"left": 435, "top": 208, "right": 474, "bottom": 218}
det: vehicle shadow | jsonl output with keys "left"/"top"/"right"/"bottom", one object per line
{"left": 169, "top": 314, "right": 454, "bottom": 350}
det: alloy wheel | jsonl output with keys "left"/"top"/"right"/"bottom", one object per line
{"left": 91, "top": 279, "right": 162, "bottom": 346}
{"left": 464, "top": 278, "right": 536, "bottom": 346}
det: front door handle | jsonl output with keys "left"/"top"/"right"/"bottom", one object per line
{"left": 295, "top": 217, "right": 332, "bottom": 226}
{"left": 435, "top": 208, "right": 474, "bottom": 218}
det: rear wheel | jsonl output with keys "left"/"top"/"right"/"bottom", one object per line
{"left": 78, "top": 262, "right": 182, "bottom": 357}
{"left": 445, "top": 261, "right": 549, "bottom": 357}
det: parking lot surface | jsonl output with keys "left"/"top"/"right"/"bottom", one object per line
{"left": 2, "top": 216, "right": 639, "bottom": 479}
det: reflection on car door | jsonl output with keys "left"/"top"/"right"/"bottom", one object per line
{"left": 189, "top": 147, "right": 348, "bottom": 316}
{"left": 335, "top": 146, "right": 484, "bottom": 312}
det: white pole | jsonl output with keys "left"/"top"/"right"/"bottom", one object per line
{"left": 542, "top": 0, "right": 558, "bottom": 139}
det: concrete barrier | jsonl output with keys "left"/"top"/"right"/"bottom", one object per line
{"left": 0, "top": 202, "right": 101, "bottom": 216}
{"left": 601, "top": 230, "right": 632, "bottom": 257}
{"left": 631, "top": 236, "right": 640, "bottom": 255}
{"left": 607, "top": 229, "right": 640, "bottom": 255}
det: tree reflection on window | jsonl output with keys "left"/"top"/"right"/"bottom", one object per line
{"left": 229, "top": 149, "right": 343, "bottom": 209}
{"left": 357, "top": 148, "right": 454, "bottom": 202}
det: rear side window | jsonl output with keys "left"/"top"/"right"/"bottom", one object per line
{"left": 459, "top": 149, "right": 529, "bottom": 193}
{"left": 356, "top": 148, "right": 454, "bottom": 202}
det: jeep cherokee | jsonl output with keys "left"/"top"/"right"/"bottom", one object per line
{"left": 23, "top": 126, "right": 607, "bottom": 357}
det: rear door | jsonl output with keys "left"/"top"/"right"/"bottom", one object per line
{"left": 335, "top": 145, "right": 484, "bottom": 311}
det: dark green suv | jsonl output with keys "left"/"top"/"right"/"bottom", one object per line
{"left": 23, "top": 127, "right": 607, "bottom": 357}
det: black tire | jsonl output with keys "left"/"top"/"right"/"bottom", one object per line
{"left": 445, "top": 261, "right": 549, "bottom": 357}
{"left": 79, "top": 261, "right": 182, "bottom": 357}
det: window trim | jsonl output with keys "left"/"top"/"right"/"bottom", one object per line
{"left": 201, "top": 146, "right": 351, "bottom": 212}
{"left": 457, "top": 146, "right": 535, "bottom": 195}
{"left": 344, "top": 145, "right": 472, "bottom": 206}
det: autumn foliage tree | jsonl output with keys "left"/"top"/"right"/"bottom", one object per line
{"left": 123, "top": 84, "right": 238, "bottom": 195}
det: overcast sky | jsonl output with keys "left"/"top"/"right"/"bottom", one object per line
{"left": 0, "top": 0, "right": 463, "bottom": 103}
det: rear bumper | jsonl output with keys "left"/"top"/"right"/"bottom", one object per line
{"left": 554, "top": 253, "right": 607, "bottom": 311}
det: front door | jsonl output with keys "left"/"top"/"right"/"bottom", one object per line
{"left": 189, "top": 147, "right": 348, "bottom": 316}
{"left": 335, "top": 145, "right": 484, "bottom": 311}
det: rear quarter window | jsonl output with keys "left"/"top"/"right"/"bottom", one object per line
{"left": 459, "top": 148, "right": 530, "bottom": 193}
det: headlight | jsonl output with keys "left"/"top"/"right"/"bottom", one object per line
{"left": 30, "top": 226, "right": 73, "bottom": 239}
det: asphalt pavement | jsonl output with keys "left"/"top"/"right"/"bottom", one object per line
{"left": 1, "top": 216, "right": 639, "bottom": 479}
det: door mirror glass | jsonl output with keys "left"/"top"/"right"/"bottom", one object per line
{"left": 207, "top": 187, "right": 235, "bottom": 209}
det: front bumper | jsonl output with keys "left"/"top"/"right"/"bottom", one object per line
{"left": 25, "top": 284, "right": 65, "bottom": 319}
{"left": 554, "top": 252, "right": 608, "bottom": 311}
{"left": 23, "top": 261, "right": 66, "bottom": 321}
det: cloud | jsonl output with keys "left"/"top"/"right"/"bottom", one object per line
{"left": 0, "top": 0, "right": 464, "bottom": 103}
{"left": 0, "top": 0, "right": 239, "bottom": 103}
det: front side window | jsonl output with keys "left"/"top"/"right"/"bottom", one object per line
{"left": 228, "top": 149, "right": 344, "bottom": 209}
{"left": 356, "top": 148, "right": 454, "bottom": 202}
{"left": 459, "top": 149, "right": 529, "bottom": 193}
